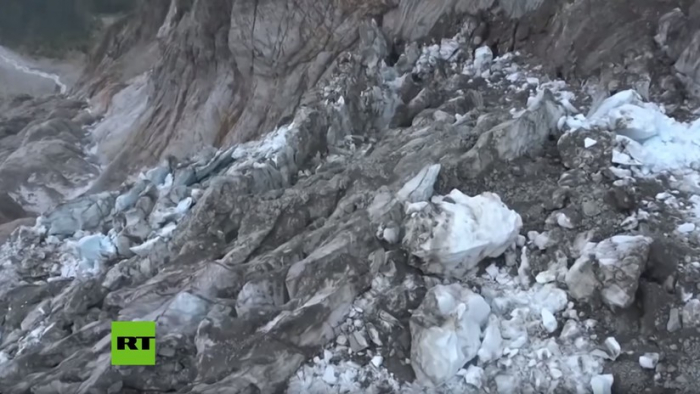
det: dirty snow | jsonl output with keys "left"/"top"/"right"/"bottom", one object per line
{"left": 230, "top": 122, "right": 295, "bottom": 163}
{"left": 404, "top": 190, "right": 522, "bottom": 276}
{"left": 566, "top": 90, "right": 700, "bottom": 174}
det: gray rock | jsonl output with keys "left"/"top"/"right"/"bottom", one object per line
{"left": 675, "top": 30, "right": 700, "bottom": 98}
{"left": 113, "top": 180, "right": 149, "bottom": 214}
{"left": 444, "top": 90, "right": 563, "bottom": 178}
{"left": 349, "top": 331, "right": 370, "bottom": 352}
{"left": 2, "top": 1, "right": 699, "bottom": 392}
{"left": 235, "top": 274, "right": 287, "bottom": 317}
{"left": 396, "top": 164, "right": 441, "bottom": 203}
{"left": 682, "top": 299, "right": 700, "bottom": 328}
{"left": 668, "top": 308, "right": 682, "bottom": 332}
{"left": 157, "top": 292, "right": 211, "bottom": 335}
{"left": 566, "top": 235, "right": 652, "bottom": 309}
{"left": 655, "top": 8, "right": 693, "bottom": 62}
{"left": 40, "top": 192, "right": 117, "bottom": 236}
{"left": 557, "top": 128, "right": 614, "bottom": 172}
{"left": 0, "top": 117, "right": 99, "bottom": 213}
{"left": 21, "top": 119, "right": 82, "bottom": 146}
{"left": 0, "top": 193, "right": 27, "bottom": 226}
{"left": 0, "top": 217, "right": 35, "bottom": 245}
{"left": 285, "top": 220, "right": 374, "bottom": 301}
{"left": 194, "top": 316, "right": 257, "bottom": 383}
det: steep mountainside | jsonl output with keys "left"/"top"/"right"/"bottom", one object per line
{"left": 2, "top": 0, "right": 700, "bottom": 393}
{"left": 78, "top": 0, "right": 700, "bottom": 192}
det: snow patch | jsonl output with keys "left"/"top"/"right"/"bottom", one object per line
{"left": 287, "top": 349, "right": 401, "bottom": 394}
{"left": 568, "top": 90, "right": 700, "bottom": 174}
{"left": 61, "top": 233, "right": 116, "bottom": 278}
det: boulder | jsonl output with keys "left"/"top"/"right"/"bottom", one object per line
{"left": 0, "top": 138, "right": 98, "bottom": 213}
{"left": 39, "top": 192, "right": 117, "bottom": 236}
{"left": 566, "top": 235, "right": 653, "bottom": 309}
{"left": 410, "top": 284, "right": 491, "bottom": 386}
{"left": 396, "top": 164, "right": 441, "bottom": 203}
{"left": 445, "top": 90, "right": 563, "bottom": 177}
{"left": 682, "top": 299, "right": 700, "bottom": 328}
{"left": 557, "top": 128, "right": 614, "bottom": 172}
{"left": 402, "top": 190, "right": 522, "bottom": 278}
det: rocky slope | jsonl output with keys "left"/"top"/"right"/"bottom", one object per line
{"left": 2, "top": 0, "right": 700, "bottom": 393}
{"left": 73, "top": 0, "right": 700, "bottom": 191}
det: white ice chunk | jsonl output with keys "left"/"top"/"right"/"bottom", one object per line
{"left": 158, "top": 222, "right": 178, "bottom": 238}
{"left": 535, "top": 270, "right": 556, "bottom": 284}
{"left": 403, "top": 190, "right": 522, "bottom": 277}
{"left": 534, "top": 232, "right": 551, "bottom": 250}
{"left": 560, "top": 320, "right": 581, "bottom": 340}
{"left": 612, "top": 150, "right": 642, "bottom": 166}
{"left": 678, "top": 222, "right": 696, "bottom": 233}
{"left": 556, "top": 213, "right": 574, "bottom": 229}
{"left": 130, "top": 237, "right": 161, "bottom": 257}
{"left": 639, "top": 353, "right": 659, "bottom": 369}
{"left": 438, "top": 39, "right": 459, "bottom": 60}
{"left": 62, "top": 233, "right": 116, "bottom": 277}
{"left": 541, "top": 308, "right": 558, "bottom": 333}
{"left": 322, "top": 365, "right": 337, "bottom": 385}
{"left": 518, "top": 247, "right": 531, "bottom": 287}
{"left": 604, "top": 337, "right": 621, "bottom": 360}
{"left": 159, "top": 173, "right": 173, "bottom": 191}
{"left": 149, "top": 197, "right": 193, "bottom": 228}
{"left": 588, "top": 90, "right": 643, "bottom": 121}
{"left": 478, "top": 315, "right": 503, "bottom": 363}
{"left": 608, "top": 166, "right": 632, "bottom": 179}
{"left": 534, "top": 285, "right": 569, "bottom": 314}
{"left": 397, "top": 164, "right": 441, "bottom": 203}
{"left": 157, "top": 291, "right": 210, "bottom": 335}
{"left": 582, "top": 90, "right": 700, "bottom": 174}
{"left": 464, "top": 365, "right": 484, "bottom": 388}
{"left": 606, "top": 104, "right": 660, "bottom": 141}
{"left": 176, "top": 197, "right": 193, "bottom": 214}
{"left": 143, "top": 165, "right": 170, "bottom": 186}
{"left": 410, "top": 284, "right": 490, "bottom": 386}
{"left": 75, "top": 234, "right": 116, "bottom": 264}
{"left": 474, "top": 46, "right": 493, "bottom": 73}
{"left": 590, "top": 374, "right": 613, "bottom": 394}
{"left": 495, "top": 374, "right": 518, "bottom": 394}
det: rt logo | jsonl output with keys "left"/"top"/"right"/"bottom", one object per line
{"left": 111, "top": 321, "right": 156, "bottom": 366}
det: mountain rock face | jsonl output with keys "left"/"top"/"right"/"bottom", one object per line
{"left": 0, "top": 193, "right": 26, "bottom": 225}
{"left": 82, "top": 0, "right": 700, "bottom": 191}
{"left": 2, "top": 0, "right": 700, "bottom": 393}
{"left": 0, "top": 96, "right": 99, "bottom": 214}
